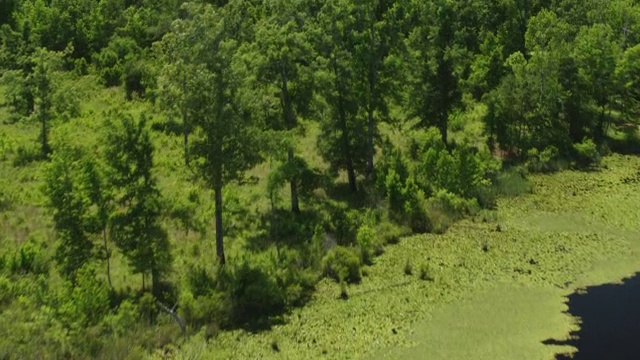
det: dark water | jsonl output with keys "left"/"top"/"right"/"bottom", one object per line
{"left": 543, "top": 273, "right": 640, "bottom": 360}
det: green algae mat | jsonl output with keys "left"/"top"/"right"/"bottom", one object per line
{"left": 169, "top": 154, "right": 640, "bottom": 360}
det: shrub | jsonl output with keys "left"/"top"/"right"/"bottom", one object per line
{"left": 526, "top": 146, "right": 562, "bottom": 173}
{"left": 306, "top": 226, "right": 326, "bottom": 269}
{"left": 324, "top": 203, "right": 362, "bottom": 246}
{"left": 0, "top": 276, "right": 12, "bottom": 305}
{"left": 124, "top": 60, "right": 147, "bottom": 100}
{"left": 186, "top": 264, "right": 217, "bottom": 298}
{"left": 56, "top": 266, "right": 110, "bottom": 328}
{"left": 418, "top": 263, "right": 435, "bottom": 281}
{"left": 95, "top": 49, "right": 123, "bottom": 86}
{"left": 339, "top": 280, "right": 349, "bottom": 299}
{"left": 573, "top": 138, "right": 601, "bottom": 169}
{"left": 9, "top": 241, "right": 48, "bottom": 276}
{"left": 492, "top": 168, "right": 532, "bottom": 197}
{"left": 428, "top": 190, "right": 478, "bottom": 220}
{"left": 94, "top": 36, "right": 140, "bottom": 87}
{"left": 12, "top": 145, "right": 43, "bottom": 167}
{"left": 356, "top": 225, "right": 379, "bottom": 265}
{"left": 273, "top": 248, "right": 317, "bottom": 306}
{"left": 424, "top": 190, "right": 478, "bottom": 234}
{"left": 179, "top": 290, "right": 231, "bottom": 329}
{"left": 404, "top": 186, "right": 431, "bottom": 233}
{"left": 104, "top": 300, "right": 140, "bottom": 336}
{"left": 224, "top": 257, "right": 285, "bottom": 324}
{"left": 404, "top": 259, "right": 413, "bottom": 276}
{"left": 322, "top": 246, "right": 362, "bottom": 284}
{"left": 74, "top": 57, "right": 88, "bottom": 76}
{"left": 377, "top": 222, "right": 409, "bottom": 245}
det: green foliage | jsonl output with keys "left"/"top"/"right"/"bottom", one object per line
{"left": 94, "top": 36, "right": 140, "bottom": 87}
{"left": 405, "top": 0, "right": 466, "bottom": 145}
{"left": 573, "top": 138, "right": 601, "bottom": 169}
{"left": 0, "top": 275, "right": 12, "bottom": 305}
{"left": 43, "top": 146, "right": 97, "bottom": 281}
{"left": 322, "top": 246, "right": 362, "bottom": 284}
{"left": 314, "top": 0, "right": 370, "bottom": 191}
{"left": 376, "top": 221, "right": 410, "bottom": 245}
{"left": 1, "top": 0, "right": 640, "bottom": 358}
{"left": 12, "top": 144, "right": 43, "bottom": 166}
{"left": 267, "top": 156, "right": 324, "bottom": 207}
{"left": 57, "top": 265, "right": 110, "bottom": 328}
{"left": 272, "top": 247, "right": 317, "bottom": 307}
{"left": 426, "top": 190, "right": 479, "bottom": 234}
{"left": 104, "top": 300, "right": 140, "bottom": 337}
{"left": 158, "top": 2, "right": 264, "bottom": 265}
{"left": 223, "top": 256, "right": 282, "bottom": 324}
{"left": 1, "top": 48, "right": 74, "bottom": 156}
{"left": 106, "top": 112, "right": 171, "bottom": 294}
{"left": 181, "top": 249, "right": 316, "bottom": 329}
{"left": 0, "top": 69, "right": 33, "bottom": 121}
{"left": 356, "top": 224, "right": 381, "bottom": 265}
{"left": 9, "top": 241, "right": 48, "bottom": 276}
{"left": 413, "top": 132, "right": 495, "bottom": 203}
{"left": 179, "top": 288, "right": 231, "bottom": 330}
{"left": 525, "top": 146, "right": 563, "bottom": 173}
{"left": 498, "top": 169, "right": 531, "bottom": 194}
{"left": 616, "top": 43, "right": 640, "bottom": 118}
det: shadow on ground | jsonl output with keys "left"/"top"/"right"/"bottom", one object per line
{"left": 543, "top": 272, "right": 640, "bottom": 359}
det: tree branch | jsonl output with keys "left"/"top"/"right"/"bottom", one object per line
{"left": 157, "top": 300, "right": 186, "bottom": 336}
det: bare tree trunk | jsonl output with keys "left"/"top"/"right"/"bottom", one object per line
{"left": 214, "top": 184, "right": 226, "bottom": 266}
{"left": 182, "top": 72, "right": 190, "bottom": 167}
{"left": 41, "top": 112, "right": 50, "bottom": 158}
{"left": 157, "top": 301, "right": 186, "bottom": 336}
{"left": 103, "top": 229, "right": 112, "bottom": 287}
{"left": 288, "top": 148, "right": 300, "bottom": 213}
{"left": 281, "top": 65, "right": 300, "bottom": 213}
{"left": 338, "top": 94, "right": 357, "bottom": 193}
{"left": 151, "top": 268, "right": 160, "bottom": 297}
{"left": 366, "top": 16, "right": 377, "bottom": 181}
{"left": 440, "top": 114, "right": 448, "bottom": 147}
{"left": 366, "top": 106, "right": 375, "bottom": 180}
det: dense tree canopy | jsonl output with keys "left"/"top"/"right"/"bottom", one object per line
{"left": 1, "top": 0, "right": 639, "bottom": 358}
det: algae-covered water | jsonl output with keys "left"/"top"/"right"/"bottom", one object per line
{"left": 376, "top": 154, "right": 640, "bottom": 360}
{"left": 172, "top": 154, "right": 640, "bottom": 359}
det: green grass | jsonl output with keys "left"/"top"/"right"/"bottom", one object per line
{"left": 169, "top": 154, "right": 640, "bottom": 360}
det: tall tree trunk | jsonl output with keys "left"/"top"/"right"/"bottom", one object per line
{"left": 103, "top": 229, "right": 112, "bottom": 287}
{"left": 288, "top": 148, "right": 300, "bottom": 213}
{"left": 214, "top": 184, "right": 226, "bottom": 266}
{"left": 182, "top": 72, "right": 190, "bottom": 167}
{"left": 366, "top": 105, "right": 375, "bottom": 180}
{"left": 151, "top": 268, "right": 159, "bottom": 297}
{"left": 366, "top": 18, "right": 377, "bottom": 181}
{"left": 338, "top": 96, "right": 357, "bottom": 193}
{"left": 281, "top": 65, "right": 300, "bottom": 213}
{"left": 346, "top": 156, "right": 357, "bottom": 193}
{"left": 596, "top": 105, "right": 606, "bottom": 144}
{"left": 440, "top": 114, "right": 448, "bottom": 147}
{"left": 41, "top": 112, "right": 49, "bottom": 157}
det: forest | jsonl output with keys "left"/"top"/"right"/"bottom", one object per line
{"left": 1, "top": 0, "right": 640, "bottom": 359}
